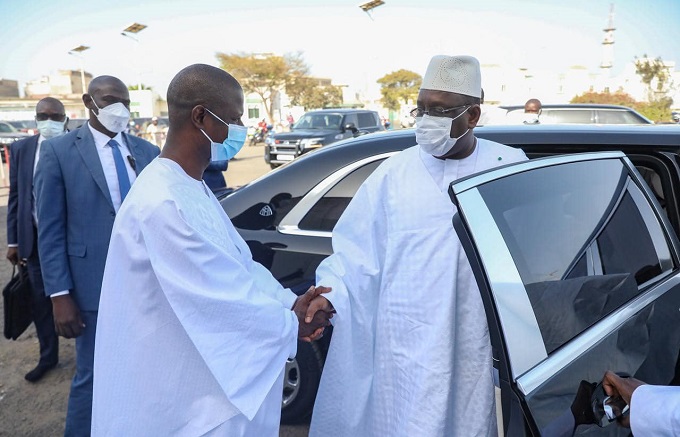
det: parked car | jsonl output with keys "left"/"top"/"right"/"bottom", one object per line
{"left": 7, "top": 120, "right": 37, "bottom": 134}
{"left": 220, "top": 124, "right": 680, "bottom": 429}
{"left": 0, "top": 121, "right": 31, "bottom": 163}
{"left": 502, "top": 103, "right": 653, "bottom": 125}
{"left": 264, "top": 109, "right": 384, "bottom": 169}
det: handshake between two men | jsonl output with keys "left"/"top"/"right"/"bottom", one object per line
{"left": 292, "top": 286, "right": 335, "bottom": 342}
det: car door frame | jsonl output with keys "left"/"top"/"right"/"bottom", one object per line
{"left": 449, "top": 151, "right": 680, "bottom": 435}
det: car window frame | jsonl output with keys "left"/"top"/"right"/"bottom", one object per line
{"left": 278, "top": 152, "right": 397, "bottom": 238}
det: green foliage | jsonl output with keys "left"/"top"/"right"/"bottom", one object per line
{"left": 286, "top": 77, "right": 343, "bottom": 110}
{"left": 634, "top": 55, "right": 673, "bottom": 104}
{"left": 634, "top": 56, "right": 669, "bottom": 91}
{"left": 127, "top": 84, "right": 152, "bottom": 91}
{"left": 636, "top": 97, "right": 674, "bottom": 123}
{"left": 570, "top": 89, "right": 637, "bottom": 106}
{"left": 377, "top": 69, "right": 422, "bottom": 111}
{"left": 216, "top": 52, "right": 309, "bottom": 123}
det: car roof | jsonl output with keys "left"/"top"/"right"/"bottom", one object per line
{"left": 475, "top": 124, "right": 680, "bottom": 146}
{"left": 319, "top": 124, "right": 680, "bottom": 157}
{"left": 305, "top": 109, "right": 376, "bottom": 114}
{"left": 502, "top": 103, "right": 644, "bottom": 111}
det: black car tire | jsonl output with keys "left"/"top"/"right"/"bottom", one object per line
{"left": 280, "top": 340, "right": 324, "bottom": 424}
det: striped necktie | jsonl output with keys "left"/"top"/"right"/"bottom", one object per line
{"left": 108, "top": 139, "right": 131, "bottom": 201}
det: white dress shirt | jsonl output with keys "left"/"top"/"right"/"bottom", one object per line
{"left": 88, "top": 124, "right": 137, "bottom": 212}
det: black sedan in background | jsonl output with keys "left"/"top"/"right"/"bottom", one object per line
{"left": 220, "top": 125, "right": 680, "bottom": 434}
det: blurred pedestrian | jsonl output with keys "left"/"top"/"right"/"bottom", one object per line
{"left": 145, "top": 116, "right": 165, "bottom": 148}
{"left": 202, "top": 159, "right": 229, "bottom": 195}
{"left": 91, "top": 64, "right": 332, "bottom": 436}
{"left": 6, "top": 97, "right": 66, "bottom": 382}
{"left": 603, "top": 371, "right": 680, "bottom": 436}
{"left": 35, "top": 75, "right": 159, "bottom": 436}
{"left": 523, "top": 98, "right": 542, "bottom": 124}
{"left": 307, "top": 55, "right": 528, "bottom": 437}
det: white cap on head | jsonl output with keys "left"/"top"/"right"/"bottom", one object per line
{"left": 421, "top": 55, "right": 481, "bottom": 98}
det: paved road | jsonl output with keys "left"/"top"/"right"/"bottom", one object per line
{"left": 0, "top": 148, "right": 310, "bottom": 436}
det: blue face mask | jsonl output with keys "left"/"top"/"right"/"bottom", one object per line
{"left": 200, "top": 108, "right": 247, "bottom": 162}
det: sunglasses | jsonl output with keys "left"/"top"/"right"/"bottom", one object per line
{"left": 36, "top": 113, "right": 66, "bottom": 122}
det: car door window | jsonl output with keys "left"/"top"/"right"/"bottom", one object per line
{"left": 477, "top": 158, "right": 673, "bottom": 354}
{"left": 357, "top": 113, "right": 377, "bottom": 129}
{"left": 343, "top": 114, "right": 358, "bottom": 129}
{"left": 298, "top": 159, "right": 385, "bottom": 232}
{"left": 541, "top": 109, "right": 594, "bottom": 124}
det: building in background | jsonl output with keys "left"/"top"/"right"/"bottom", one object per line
{"left": 24, "top": 70, "right": 93, "bottom": 98}
{"left": 0, "top": 79, "right": 19, "bottom": 98}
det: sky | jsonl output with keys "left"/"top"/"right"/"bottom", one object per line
{"left": 1, "top": 0, "right": 678, "bottom": 100}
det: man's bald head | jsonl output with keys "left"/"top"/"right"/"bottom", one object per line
{"left": 36, "top": 97, "right": 65, "bottom": 115}
{"left": 88, "top": 75, "right": 127, "bottom": 96}
{"left": 167, "top": 64, "right": 243, "bottom": 127}
{"left": 524, "top": 98, "right": 542, "bottom": 114}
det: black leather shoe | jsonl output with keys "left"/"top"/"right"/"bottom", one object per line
{"left": 24, "top": 362, "right": 57, "bottom": 382}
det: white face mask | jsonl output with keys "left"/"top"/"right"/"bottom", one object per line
{"left": 90, "top": 98, "right": 130, "bottom": 133}
{"left": 415, "top": 110, "right": 470, "bottom": 157}
{"left": 36, "top": 119, "right": 67, "bottom": 139}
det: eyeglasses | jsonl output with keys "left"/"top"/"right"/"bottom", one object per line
{"left": 409, "top": 105, "right": 470, "bottom": 119}
{"left": 36, "top": 113, "right": 66, "bottom": 122}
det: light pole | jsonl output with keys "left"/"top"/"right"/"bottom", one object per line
{"left": 68, "top": 45, "right": 90, "bottom": 94}
{"left": 121, "top": 22, "right": 147, "bottom": 91}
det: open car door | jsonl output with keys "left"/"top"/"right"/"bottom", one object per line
{"left": 449, "top": 151, "right": 680, "bottom": 436}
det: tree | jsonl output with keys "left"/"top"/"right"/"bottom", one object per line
{"left": 216, "top": 52, "right": 309, "bottom": 123}
{"left": 571, "top": 89, "right": 637, "bottom": 106}
{"left": 286, "top": 76, "right": 343, "bottom": 110}
{"left": 128, "top": 84, "right": 152, "bottom": 90}
{"left": 634, "top": 55, "right": 674, "bottom": 122}
{"left": 377, "top": 69, "right": 422, "bottom": 111}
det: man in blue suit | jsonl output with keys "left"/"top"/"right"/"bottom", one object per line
{"left": 6, "top": 97, "right": 66, "bottom": 382}
{"left": 35, "top": 76, "right": 160, "bottom": 436}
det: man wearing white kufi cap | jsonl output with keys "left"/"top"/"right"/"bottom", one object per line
{"left": 307, "top": 55, "right": 527, "bottom": 436}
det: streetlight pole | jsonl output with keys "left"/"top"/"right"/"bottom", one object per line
{"left": 68, "top": 45, "right": 90, "bottom": 94}
{"left": 121, "top": 23, "right": 147, "bottom": 91}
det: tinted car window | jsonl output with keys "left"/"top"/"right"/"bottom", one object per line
{"left": 541, "top": 109, "right": 594, "bottom": 124}
{"left": 478, "top": 159, "right": 673, "bottom": 353}
{"left": 0, "top": 123, "right": 14, "bottom": 133}
{"left": 299, "top": 159, "right": 385, "bottom": 232}
{"left": 357, "top": 112, "right": 377, "bottom": 128}
{"left": 596, "top": 110, "right": 646, "bottom": 124}
{"left": 344, "top": 113, "right": 358, "bottom": 128}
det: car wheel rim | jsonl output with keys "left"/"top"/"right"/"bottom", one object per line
{"left": 282, "top": 358, "right": 300, "bottom": 407}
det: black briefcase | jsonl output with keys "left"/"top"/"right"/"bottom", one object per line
{"left": 3, "top": 266, "right": 33, "bottom": 340}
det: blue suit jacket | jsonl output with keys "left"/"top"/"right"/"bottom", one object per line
{"left": 7, "top": 134, "right": 40, "bottom": 259}
{"left": 35, "top": 123, "right": 160, "bottom": 311}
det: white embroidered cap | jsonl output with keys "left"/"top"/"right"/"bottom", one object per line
{"left": 421, "top": 55, "right": 481, "bottom": 98}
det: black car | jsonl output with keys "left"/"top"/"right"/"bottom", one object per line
{"left": 221, "top": 125, "right": 680, "bottom": 432}
{"left": 264, "top": 109, "right": 384, "bottom": 169}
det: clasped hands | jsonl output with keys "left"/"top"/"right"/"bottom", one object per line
{"left": 292, "top": 286, "right": 335, "bottom": 342}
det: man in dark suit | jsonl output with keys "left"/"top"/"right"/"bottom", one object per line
{"left": 6, "top": 97, "right": 66, "bottom": 382}
{"left": 35, "top": 76, "right": 160, "bottom": 436}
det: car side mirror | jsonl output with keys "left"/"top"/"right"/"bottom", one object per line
{"left": 344, "top": 123, "right": 358, "bottom": 135}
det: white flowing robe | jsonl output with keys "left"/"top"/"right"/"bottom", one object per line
{"left": 310, "top": 139, "right": 527, "bottom": 437}
{"left": 92, "top": 158, "right": 299, "bottom": 437}
{"left": 630, "top": 385, "right": 680, "bottom": 436}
